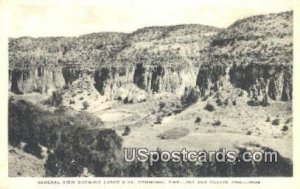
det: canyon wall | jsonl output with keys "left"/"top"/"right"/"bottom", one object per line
{"left": 93, "top": 64, "right": 198, "bottom": 97}
{"left": 9, "top": 62, "right": 198, "bottom": 101}
{"left": 8, "top": 12, "right": 293, "bottom": 102}
{"left": 196, "top": 63, "right": 292, "bottom": 101}
{"left": 196, "top": 11, "right": 293, "bottom": 102}
{"left": 9, "top": 67, "right": 65, "bottom": 94}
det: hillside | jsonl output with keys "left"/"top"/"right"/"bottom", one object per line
{"left": 197, "top": 11, "right": 293, "bottom": 102}
{"left": 208, "top": 11, "right": 293, "bottom": 65}
{"left": 117, "top": 24, "right": 220, "bottom": 67}
{"left": 9, "top": 24, "right": 221, "bottom": 69}
{"left": 8, "top": 24, "right": 220, "bottom": 96}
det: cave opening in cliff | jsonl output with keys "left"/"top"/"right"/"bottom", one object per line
{"left": 133, "top": 63, "right": 146, "bottom": 90}
{"left": 94, "top": 67, "right": 110, "bottom": 95}
{"left": 151, "top": 65, "right": 164, "bottom": 93}
{"left": 10, "top": 70, "right": 23, "bottom": 95}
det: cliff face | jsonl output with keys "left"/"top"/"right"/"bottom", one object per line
{"left": 8, "top": 12, "right": 293, "bottom": 103}
{"left": 197, "top": 63, "right": 292, "bottom": 101}
{"left": 8, "top": 63, "right": 198, "bottom": 98}
{"left": 9, "top": 67, "right": 65, "bottom": 94}
{"left": 196, "top": 11, "right": 293, "bottom": 102}
{"left": 93, "top": 63, "right": 197, "bottom": 99}
{"left": 9, "top": 24, "right": 218, "bottom": 96}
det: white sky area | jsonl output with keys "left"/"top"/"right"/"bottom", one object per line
{"left": 5, "top": 0, "right": 294, "bottom": 37}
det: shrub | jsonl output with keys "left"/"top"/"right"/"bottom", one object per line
{"left": 154, "top": 115, "right": 163, "bottom": 124}
{"left": 216, "top": 99, "right": 223, "bottom": 106}
{"left": 281, "top": 125, "right": 288, "bottom": 131}
{"left": 224, "top": 99, "right": 229, "bottom": 106}
{"left": 205, "top": 102, "right": 215, "bottom": 112}
{"left": 272, "top": 119, "right": 280, "bottom": 126}
{"left": 232, "top": 100, "right": 236, "bottom": 106}
{"left": 122, "top": 126, "right": 131, "bottom": 136}
{"left": 247, "top": 99, "right": 260, "bottom": 106}
{"left": 202, "top": 95, "right": 209, "bottom": 101}
{"left": 212, "top": 120, "right": 221, "bottom": 126}
{"left": 82, "top": 101, "right": 89, "bottom": 110}
{"left": 194, "top": 117, "right": 201, "bottom": 124}
{"left": 159, "top": 101, "right": 166, "bottom": 109}
{"left": 285, "top": 118, "right": 292, "bottom": 124}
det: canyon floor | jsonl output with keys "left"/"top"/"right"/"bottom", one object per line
{"left": 11, "top": 86, "right": 293, "bottom": 162}
{"left": 95, "top": 95, "right": 292, "bottom": 160}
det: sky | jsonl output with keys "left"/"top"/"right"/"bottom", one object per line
{"left": 4, "top": 0, "right": 294, "bottom": 37}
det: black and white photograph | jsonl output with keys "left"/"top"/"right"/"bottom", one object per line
{"left": 1, "top": 0, "right": 300, "bottom": 188}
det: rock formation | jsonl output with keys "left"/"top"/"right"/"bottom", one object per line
{"left": 8, "top": 11, "right": 293, "bottom": 103}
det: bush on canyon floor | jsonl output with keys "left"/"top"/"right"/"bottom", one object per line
{"left": 122, "top": 126, "right": 131, "bottom": 136}
{"left": 204, "top": 102, "right": 215, "bottom": 112}
{"left": 272, "top": 119, "right": 280, "bottom": 126}
{"left": 281, "top": 125, "right": 288, "bottom": 131}
{"left": 194, "top": 117, "right": 202, "bottom": 124}
{"left": 212, "top": 120, "right": 222, "bottom": 126}
{"left": 159, "top": 101, "right": 166, "bottom": 109}
{"left": 82, "top": 101, "right": 89, "bottom": 110}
